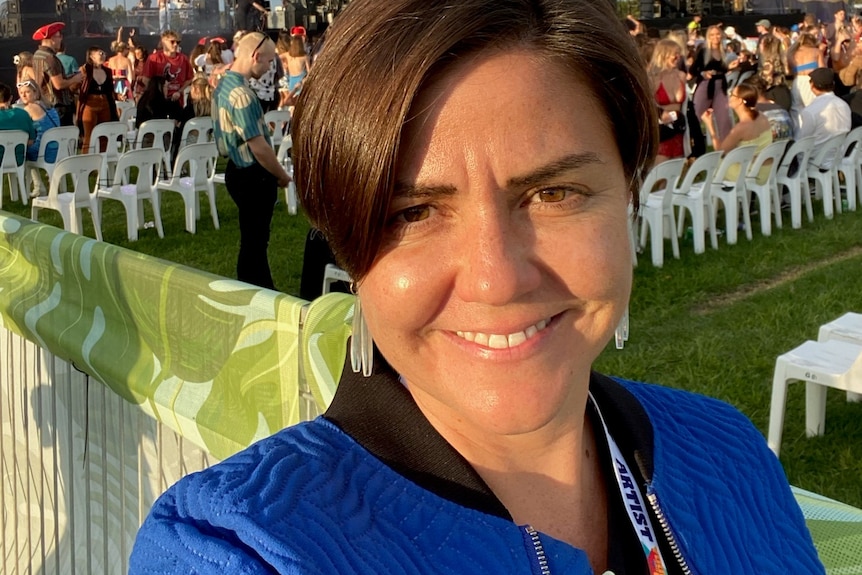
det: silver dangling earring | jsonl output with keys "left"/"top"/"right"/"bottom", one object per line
{"left": 350, "top": 284, "right": 373, "bottom": 376}
{"left": 614, "top": 307, "right": 629, "bottom": 350}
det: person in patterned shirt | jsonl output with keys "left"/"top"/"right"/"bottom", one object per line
{"left": 213, "top": 31, "right": 291, "bottom": 290}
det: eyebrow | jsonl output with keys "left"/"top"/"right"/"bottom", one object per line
{"left": 506, "top": 152, "right": 604, "bottom": 189}
{"left": 393, "top": 152, "right": 604, "bottom": 199}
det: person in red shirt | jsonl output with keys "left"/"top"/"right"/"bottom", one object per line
{"left": 142, "top": 30, "right": 193, "bottom": 106}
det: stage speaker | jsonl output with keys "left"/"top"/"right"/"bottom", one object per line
{"left": 4, "top": 15, "right": 22, "bottom": 37}
{"left": 20, "top": 0, "right": 57, "bottom": 14}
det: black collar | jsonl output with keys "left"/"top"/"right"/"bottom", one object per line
{"left": 323, "top": 353, "right": 656, "bottom": 519}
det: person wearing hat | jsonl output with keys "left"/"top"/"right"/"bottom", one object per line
{"left": 798, "top": 67, "right": 851, "bottom": 168}
{"left": 755, "top": 19, "right": 771, "bottom": 37}
{"left": 31, "top": 22, "right": 82, "bottom": 127}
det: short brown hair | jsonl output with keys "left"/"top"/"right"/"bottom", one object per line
{"left": 293, "top": 0, "right": 657, "bottom": 280}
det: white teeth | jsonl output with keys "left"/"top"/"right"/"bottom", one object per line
{"left": 507, "top": 331, "right": 527, "bottom": 347}
{"left": 455, "top": 317, "right": 551, "bottom": 349}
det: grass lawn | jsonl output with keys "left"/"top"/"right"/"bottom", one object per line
{"left": 5, "top": 180, "right": 862, "bottom": 508}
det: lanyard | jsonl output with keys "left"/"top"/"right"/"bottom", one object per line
{"left": 589, "top": 393, "right": 669, "bottom": 575}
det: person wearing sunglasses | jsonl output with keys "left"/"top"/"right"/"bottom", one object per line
{"left": 141, "top": 30, "right": 193, "bottom": 107}
{"left": 212, "top": 32, "right": 291, "bottom": 290}
{"left": 0, "top": 82, "right": 35, "bottom": 166}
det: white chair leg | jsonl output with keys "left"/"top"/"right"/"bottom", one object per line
{"left": 822, "top": 180, "right": 834, "bottom": 219}
{"left": 805, "top": 381, "right": 828, "bottom": 437}
{"left": 125, "top": 199, "right": 139, "bottom": 241}
{"left": 692, "top": 205, "right": 705, "bottom": 254}
{"left": 649, "top": 220, "right": 663, "bottom": 267}
{"left": 758, "top": 192, "right": 771, "bottom": 237}
{"left": 667, "top": 214, "right": 680, "bottom": 259}
{"left": 150, "top": 192, "right": 165, "bottom": 239}
{"left": 803, "top": 179, "right": 814, "bottom": 223}
{"left": 724, "top": 196, "right": 738, "bottom": 245}
{"left": 739, "top": 194, "right": 753, "bottom": 240}
{"left": 767, "top": 363, "right": 789, "bottom": 456}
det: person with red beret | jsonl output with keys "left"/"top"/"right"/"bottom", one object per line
{"left": 31, "top": 22, "right": 82, "bottom": 126}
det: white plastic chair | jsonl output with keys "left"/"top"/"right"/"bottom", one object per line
{"left": 0, "top": 129, "right": 30, "bottom": 208}
{"left": 819, "top": 312, "right": 862, "bottom": 403}
{"left": 671, "top": 151, "right": 723, "bottom": 254}
{"left": 87, "top": 121, "right": 128, "bottom": 182}
{"left": 116, "top": 100, "right": 135, "bottom": 122}
{"left": 638, "top": 158, "right": 684, "bottom": 267}
{"left": 708, "top": 145, "right": 757, "bottom": 245}
{"left": 808, "top": 132, "right": 847, "bottom": 220}
{"left": 744, "top": 139, "right": 788, "bottom": 233}
{"left": 276, "top": 134, "right": 297, "bottom": 215}
{"left": 178, "top": 116, "right": 214, "bottom": 151}
{"left": 94, "top": 148, "right": 164, "bottom": 241}
{"left": 775, "top": 136, "right": 816, "bottom": 229}
{"left": 264, "top": 109, "right": 291, "bottom": 150}
{"left": 322, "top": 263, "right": 351, "bottom": 295}
{"left": 767, "top": 339, "right": 862, "bottom": 456}
{"left": 156, "top": 142, "right": 219, "bottom": 234}
{"left": 26, "top": 125, "right": 80, "bottom": 197}
{"left": 134, "top": 119, "right": 175, "bottom": 178}
{"left": 836, "top": 127, "right": 862, "bottom": 213}
{"left": 30, "top": 154, "right": 103, "bottom": 240}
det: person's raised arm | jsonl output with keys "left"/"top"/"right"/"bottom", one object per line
{"left": 701, "top": 108, "right": 742, "bottom": 152}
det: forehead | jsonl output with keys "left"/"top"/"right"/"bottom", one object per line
{"left": 398, "top": 50, "right": 618, "bottom": 181}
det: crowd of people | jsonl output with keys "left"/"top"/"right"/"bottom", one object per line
{"left": 636, "top": 9, "right": 857, "bottom": 176}
{"left": 1, "top": 21, "right": 315, "bottom": 178}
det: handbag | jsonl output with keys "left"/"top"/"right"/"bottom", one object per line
{"left": 658, "top": 113, "right": 686, "bottom": 142}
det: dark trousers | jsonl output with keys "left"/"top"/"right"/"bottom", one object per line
{"left": 56, "top": 103, "right": 74, "bottom": 127}
{"left": 225, "top": 159, "right": 278, "bottom": 290}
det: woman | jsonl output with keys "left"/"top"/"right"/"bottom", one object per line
{"left": 107, "top": 40, "right": 134, "bottom": 102}
{"left": 14, "top": 52, "right": 36, "bottom": 88}
{"left": 17, "top": 79, "right": 59, "bottom": 163}
{"left": 690, "top": 25, "right": 731, "bottom": 141}
{"left": 135, "top": 75, "right": 180, "bottom": 128}
{"left": 77, "top": 46, "right": 119, "bottom": 152}
{"left": 130, "top": 0, "right": 824, "bottom": 573}
{"left": 757, "top": 34, "right": 791, "bottom": 111}
{"left": 702, "top": 80, "right": 773, "bottom": 182}
{"left": 649, "top": 39, "right": 688, "bottom": 163}
{"left": 204, "top": 41, "right": 230, "bottom": 87}
{"left": 788, "top": 33, "right": 826, "bottom": 123}
{"left": 279, "top": 34, "right": 311, "bottom": 107}
{"left": 132, "top": 45, "right": 150, "bottom": 102}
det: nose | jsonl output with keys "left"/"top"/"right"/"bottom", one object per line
{"left": 454, "top": 200, "right": 541, "bottom": 306}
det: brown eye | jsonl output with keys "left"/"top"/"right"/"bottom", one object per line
{"left": 401, "top": 205, "right": 430, "bottom": 222}
{"left": 536, "top": 188, "right": 567, "bottom": 202}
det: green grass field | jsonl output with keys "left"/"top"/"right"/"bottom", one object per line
{"left": 6, "top": 180, "right": 862, "bottom": 508}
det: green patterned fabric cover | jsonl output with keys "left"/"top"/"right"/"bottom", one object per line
{"left": 0, "top": 210, "right": 350, "bottom": 460}
{"left": 1, "top": 210, "right": 860, "bottom": 570}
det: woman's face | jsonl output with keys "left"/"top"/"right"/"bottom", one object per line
{"left": 90, "top": 49, "right": 105, "bottom": 65}
{"left": 358, "top": 50, "right": 632, "bottom": 438}
{"left": 666, "top": 48, "right": 681, "bottom": 69}
{"left": 135, "top": 48, "right": 144, "bottom": 60}
{"left": 18, "top": 84, "right": 36, "bottom": 103}
{"left": 707, "top": 27, "right": 722, "bottom": 47}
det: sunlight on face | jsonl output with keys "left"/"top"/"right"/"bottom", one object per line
{"left": 358, "top": 50, "right": 632, "bottom": 440}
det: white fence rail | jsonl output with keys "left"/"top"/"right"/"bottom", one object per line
{"left": 1, "top": 326, "right": 218, "bottom": 575}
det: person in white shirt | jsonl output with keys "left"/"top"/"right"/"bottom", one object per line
{"left": 797, "top": 67, "right": 851, "bottom": 168}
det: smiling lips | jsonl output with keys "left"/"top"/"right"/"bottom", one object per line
{"left": 455, "top": 318, "right": 550, "bottom": 349}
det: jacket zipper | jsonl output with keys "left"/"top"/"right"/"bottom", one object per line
{"left": 523, "top": 525, "right": 552, "bottom": 575}
{"left": 644, "top": 486, "right": 694, "bottom": 575}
